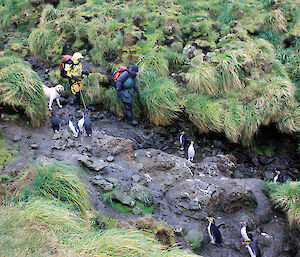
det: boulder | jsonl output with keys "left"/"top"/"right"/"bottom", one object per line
{"left": 130, "top": 184, "right": 153, "bottom": 207}
{"left": 78, "top": 155, "right": 107, "bottom": 172}
{"left": 111, "top": 188, "right": 136, "bottom": 207}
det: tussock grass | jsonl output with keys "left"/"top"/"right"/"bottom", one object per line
{"left": 268, "top": 181, "right": 300, "bottom": 227}
{"left": 184, "top": 94, "right": 223, "bottom": 133}
{"left": 267, "top": 9, "right": 287, "bottom": 32}
{"left": 188, "top": 64, "right": 219, "bottom": 95}
{"left": 0, "top": 56, "right": 29, "bottom": 69}
{"left": 0, "top": 63, "right": 47, "bottom": 127}
{"left": 23, "top": 198, "right": 88, "bottom": 233}
{"left": 0, "top": 206, "right": 62, "bottom": 257}
{"left": 22, "top": 161, "right": 91, "bottom": 216}
{"left": 139, "top": 53, "right": 169, "bottom": 79}
{"left": 104, "top": 88, "right": 124, "bottom": 117}
{"left": 141, "top": 78, "right": 181, "bottom": 126}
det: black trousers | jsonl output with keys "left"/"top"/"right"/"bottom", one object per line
{"left": 123, "top": 102, "right": 133, "bottom": 121}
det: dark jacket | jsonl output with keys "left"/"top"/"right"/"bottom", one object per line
{"left": 116, "top": 68, "right": 140, "bottom": 103}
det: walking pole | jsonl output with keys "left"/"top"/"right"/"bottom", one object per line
{"left": 78, "top": 84, "right": 87, "bottom": 110}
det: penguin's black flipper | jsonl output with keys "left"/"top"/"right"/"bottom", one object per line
{"left": 216, "top": 223, "right": 226, "bottom": 229}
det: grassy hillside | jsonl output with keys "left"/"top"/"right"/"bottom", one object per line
{"left": 0, "top": 0, "right": 299, "bottom": 144}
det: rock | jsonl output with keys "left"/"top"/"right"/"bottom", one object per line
{"left": 173, "top": 225, "right": 184, "bottom": 236}
{"left": 106, "top": 156, "right": 114, "bottom": 162}
{"left": 52, "top": 132, "right": 61, "bottom": 140}
{"left": 130, "top": 184, "right": 153, "bottom": 207}
{"left": 131, "top": 174, "right": 141, "bottom": 182}
{"left": 111, "top": 189, "right": 136, "bottom": 207}
{"left": 132, "top": 206, "right": 143, "bottom": 215}
{"left": 94, "top": 134, "right": 134, "bottom": 159}
{"left": 183, "top": 44, "right": 196, "bottom": 59}
{"left": 258, "top": 155, "right": 274, "bottom": 165}
{"left": 195, "top": 154, "right": 236, "bottom": 177}
{"left": 92, "top": 178, "right": 114, "bottom": 191}
{"left": 184, "top": 229, "right": 204, "bottom": 251}
{"left": 78, "top": 155, "right": 108, "bottom": 172}
{"left": 30, "top": 144, "right": 39, "bottom": 150}
{"left": 95, "top": 216, "right": 106, "bottom": 229}
{"left": 12, "top": 135, "right": 22, "bottom": 142}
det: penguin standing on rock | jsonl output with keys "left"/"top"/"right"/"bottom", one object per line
{"left": 69, "top": 119, "right": 79, "bottom": 137}
{"left": 179, "top": 131, "right": 189, "bottom": 150}
{"left": 243, "top": 240, "right": 262, "bottom": 257}
{"left": 78, "top": 113, "right": 85, "bottom": 133}
{"left": 188, "top": 141, "right": 195, "bottom": 162}
{"left": 206, "top": 217, "right": 223, "bottom": 246}
{"left": 50, "top": 112, "right": 60, "bottom": 132}
{"left": 83, "top": 113, "right": 92, "bottom": 137}
{"left": 240, "top": 221, "right": 253, "bottom": 241}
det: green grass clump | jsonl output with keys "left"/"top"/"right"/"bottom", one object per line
{"left": 0, "top": 62, "right": 47, "bottom": 127}
{"left": 187, "top": 64, "right": 219, "bottom": 95}
{"left": 141, "top": 78, "right": 181, "bottom": 126}
{"left": 268, "top": 181, "right": 300, "bottom": 228}
{"left": 0, "top": 206, "right": 64, "bottom": 257}
{"left": 21, "top": 161, "right": 91, "bottom": 216}
{"left": 184, "top": 94, "right": 223, "bottom": 133}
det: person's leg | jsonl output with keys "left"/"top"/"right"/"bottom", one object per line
{"left": 124, "top": 102, "right": 138, "bottom": 125}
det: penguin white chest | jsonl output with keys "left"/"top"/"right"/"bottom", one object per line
{"left": 241, "top": 226, "right": 251, "bottom": 241}
{"left": 207, "top": 222, "right": 215, "bottom": 244}
{"left": 78, "top": 117, "right": 84, "bottom": 132}
{"left": 188, "top": 142, "right": 195, "bottom": 161}
{"left": 69, "top": 120, "right": 79, "bottom": 137}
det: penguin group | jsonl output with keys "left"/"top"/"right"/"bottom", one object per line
{"left": 49, "top": 108, "right": 93, "bottom": 138}
{"left": 179, "top": 131, "right": 195, "bottom": 162}
{"left": 205, "top": 218, "right": 262, "bottom": 257}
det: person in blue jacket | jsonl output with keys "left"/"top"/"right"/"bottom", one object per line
{"left": 116, "top": 65, "right": 141, "bottom": 126}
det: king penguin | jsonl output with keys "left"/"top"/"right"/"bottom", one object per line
{"left": 179, "top": 131, "right": 189, "bottom": 150}
{"left": 83, "top": 113, "right": 92, "bottom": 137}
{"left": 69, "top": 119, "right": 79, "bottom": 137}
{"left": 240, "top": 221, "right": 252, "bottom": 241}
{"left": 50, "top": 111, "right": 60, "bottom": 133}
{"left": 243, "top": 240, "right": 262, "bottom": 257}
{"left": 188, "top": 141, "right": 195, "bottom": 161}
{"left": 206, "top": 217, "right": 222, "bottom": 246}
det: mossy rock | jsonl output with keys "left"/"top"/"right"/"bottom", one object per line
{"left": 130, "top": 184, "right": 153, "bottom": 207}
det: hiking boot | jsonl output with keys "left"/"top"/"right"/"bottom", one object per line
{"left": 130, "top": 120, "right": 138, "bottom": 126}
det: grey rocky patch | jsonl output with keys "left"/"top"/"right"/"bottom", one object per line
{"left": 130, "top": 184, "right": 153, "bottom": 207}
{"left": 92, "top": 177, "right": 114, "bottom": 191}
{"left": 195, "top": 154, "right": 236, "bottom": 177}
{"left": 183, "top": 44, "right": 196, "bottom": 59}
{"left": 52, "top": 132, "right": 61, "bottom": 140}
{"left": 12, "top": 135, "right": 22, "bottom": 142}
{"left": 111, "top": 188, "right": 136, "bottom": 207}
{"left": 78, "top": 154, "right": 107, "bottom": 172}
{"left": 30, "top": 144, "right": 39, "bottom": 149}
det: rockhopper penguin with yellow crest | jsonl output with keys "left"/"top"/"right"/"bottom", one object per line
{"left": 243, "top": 240, "right": 262, "bottom": 257}
{"left": 206, "top": 217, "right": 223, "bottom": 246}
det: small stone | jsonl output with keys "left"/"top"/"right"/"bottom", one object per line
{"left": 107, "top": 156, "right": 114, "bottom": 162}
{"left": 132, "top": 206, "right": 143, "bottom": 215}
{"left": 52, "top": 133, "right": 61, "bottom": 140}
{"left": 132, "top": 174, "right": 141, "bottom": 182}
{"left": 30, "top": 144, "right": 39, "bottom": 150}
{"left": 12, "top": 135, "right": 22, "bottom": 142}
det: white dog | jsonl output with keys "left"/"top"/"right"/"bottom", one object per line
{"left": 42, "top": 84, "right": 64, "bottom": 110}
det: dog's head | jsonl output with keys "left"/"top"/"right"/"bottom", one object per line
{"left": 55, "top": 84, "right": 64, "bottom": 93}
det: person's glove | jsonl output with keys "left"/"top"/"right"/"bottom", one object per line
{"left": 82, "top": 70, "right": 89, "bottom": 76}
{"left": 117, "top": 91, "right": 122, "bottom": 99}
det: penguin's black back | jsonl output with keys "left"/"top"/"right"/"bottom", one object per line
{"left": 84, "top": 115, "right": 92, "bottom": 136}
{"left": 50, "top": 113, "right": 60, "bottom": 132}
{"left": 211, "top": 223, "right": 222, "bottom": 244}
{"left": 249, "top": 241, "right": 261, "bottom": 257}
